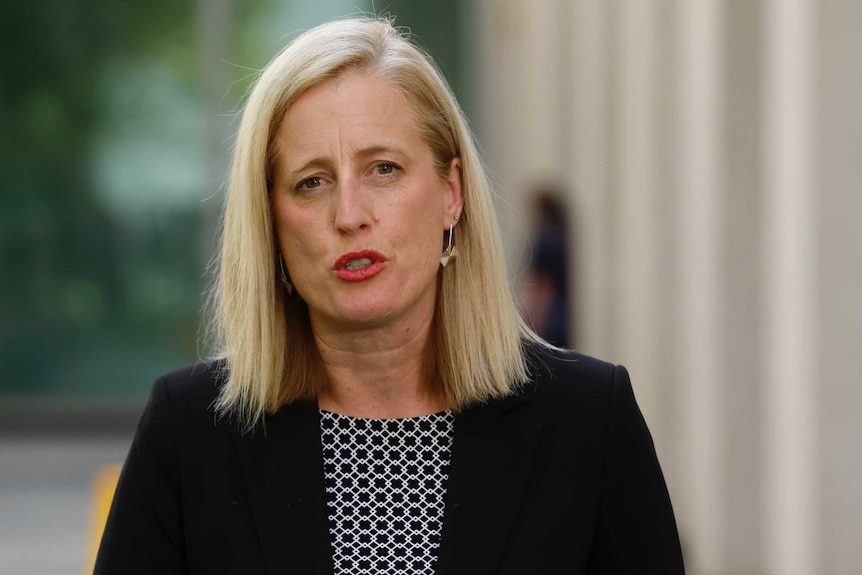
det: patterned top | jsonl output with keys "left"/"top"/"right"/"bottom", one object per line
{"left": 320, "top": 409, "right": 455, "bottom": 575}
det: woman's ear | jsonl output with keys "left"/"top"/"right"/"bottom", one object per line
{"left": 443, "top": 157, "right": 464, "bottom": 224}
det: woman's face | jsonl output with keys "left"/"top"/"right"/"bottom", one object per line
{"left": 271, "top": 70, "right": 462, "bottom": 335}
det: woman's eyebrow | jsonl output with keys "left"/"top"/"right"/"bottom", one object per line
{"left": 352, "top": 144, "right": 411, "bottom": 161}
{"left": 290, "top": 145, "right": 411, "bottom": 177}
{"left": 286, "top": 157, "right": 334, "bottom": 181}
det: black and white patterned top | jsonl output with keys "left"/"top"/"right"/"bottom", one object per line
{"left": 320, "top": 409, "right": 455, "bottom": 575}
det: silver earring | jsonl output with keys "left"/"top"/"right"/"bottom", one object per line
{"left": 278, "top": 253, "right": 294, "bottom": 295}
{"left": 440, "top": 223, "right": 457, "bottom": 267}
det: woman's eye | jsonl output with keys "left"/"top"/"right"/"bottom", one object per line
{"left": 296, "top": 176, "right": 322, "bottom": 191}
{"left": 375, "top": 162, "right": 400, "bottom": 176}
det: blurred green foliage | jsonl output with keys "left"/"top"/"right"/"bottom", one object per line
{"left": 1, "top": 0, "right": 200, "bottom": 395}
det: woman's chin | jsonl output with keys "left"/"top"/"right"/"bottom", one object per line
{"left": 310, "top": 301, "right": 395, "bottom": 331}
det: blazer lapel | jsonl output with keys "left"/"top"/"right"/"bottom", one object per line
{"left": 435, "top": 396, "right": 542, "bottom": 575}
{"left": 233, "top": 401, "right": 333, "bottom": 575}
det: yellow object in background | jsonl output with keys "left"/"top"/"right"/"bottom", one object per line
{"left": 85, "top": 464, "right": 122, "bottom": 575}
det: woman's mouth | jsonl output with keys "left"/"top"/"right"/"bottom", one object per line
{"left": 343, "top": 257, "right": 375, "bottom": 271}
{"left": 334, "top": 250, "right": 387, "bottom": 282}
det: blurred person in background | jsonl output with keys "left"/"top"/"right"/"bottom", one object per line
{"left": 95, "top": 16, "right": 684, "bottom": 574}
{"left": 520, "top": 187, "right": 572, "bottom": 349}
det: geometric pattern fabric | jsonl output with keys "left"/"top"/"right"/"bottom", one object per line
{"left": 320, "top": 409, "right": 455, "bottom": 575}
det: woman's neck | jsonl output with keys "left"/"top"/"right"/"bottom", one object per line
{"left": 312, "top": 318, "right": 447, "bottom": 419}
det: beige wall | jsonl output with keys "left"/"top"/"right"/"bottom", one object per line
{"left": 471, "top": 0, "right": 862, "bottom": 573}
{"left": 817, "top": 1, "right": 862, "bottom": 572}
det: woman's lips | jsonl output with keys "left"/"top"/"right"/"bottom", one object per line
{"left": 333, "top": 250, "right": 387, "bottom": 282}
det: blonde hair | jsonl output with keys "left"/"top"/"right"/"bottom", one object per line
{"left": 210, "top": 16, "right": 541, "bottom": 429}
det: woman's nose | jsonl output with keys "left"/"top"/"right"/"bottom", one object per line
{"left": 333, "top": 177, "right": 374, "bottom": 233}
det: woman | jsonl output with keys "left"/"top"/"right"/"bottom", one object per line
{"left": 95, "top": 17, "right": 684, "bottom": 575}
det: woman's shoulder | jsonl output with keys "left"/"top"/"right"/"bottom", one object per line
{"left": 144, "top": 360, "right": 224, "bottom": 410}
{"left": 511, "top": 343, "right": 632, "bottom": 416}
{"left": 138, "top": 359, "right": 228, "bottom": 433}
{"left": 153, "top": 359, "right": 226, "bottom": 403}
{"left": 526, "top": 344, "right": 618, "bottom": 384}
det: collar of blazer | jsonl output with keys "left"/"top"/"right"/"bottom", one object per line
{"left": 231, "top": 352, "right": 550, "bottom": 575}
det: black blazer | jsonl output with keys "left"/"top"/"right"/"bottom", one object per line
{"left": 95, "top": 347, "right": 684, "bottom": 574}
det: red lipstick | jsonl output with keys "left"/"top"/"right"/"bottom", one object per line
{"left": 333, "top": 250, "right": 387, "bottom": 282}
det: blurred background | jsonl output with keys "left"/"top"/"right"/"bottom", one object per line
{"left": 1, "top": 0, "right": 859, "bottom": 574}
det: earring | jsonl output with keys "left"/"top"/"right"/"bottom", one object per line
{"left": 278, "top": 253, "right": 294, "bottom": 295}
{"left": 440, "top": 223, "right": 457, "bottom": 267}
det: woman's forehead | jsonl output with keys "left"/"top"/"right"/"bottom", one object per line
{"left": 276, "top": 72, "right": 428, "bottom": 163}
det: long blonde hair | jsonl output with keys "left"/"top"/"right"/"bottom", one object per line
{"left": 209, "top": 16, "right": 541, "bottom": 429}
